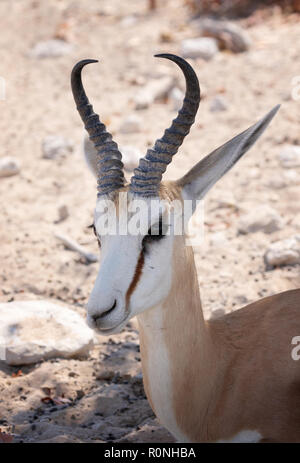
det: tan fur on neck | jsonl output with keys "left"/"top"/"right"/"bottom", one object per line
{"left": 137, "top": 182, "right": 300, "bottom": 443}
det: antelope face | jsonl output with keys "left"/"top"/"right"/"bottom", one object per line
{"left": 71, "top": 54, "right": 279, "bottom": 335}
{"left": 86, "top": 192, "right": 177, "bottom": 334}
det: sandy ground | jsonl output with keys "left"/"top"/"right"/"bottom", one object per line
{"left": 0, "top": 0, "right": 299, "bottom": 443}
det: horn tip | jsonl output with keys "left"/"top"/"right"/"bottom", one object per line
{"left": 72, "top": 59, "right": 99, "bottom": 73}
{"left": 154, "top": 53, "right": 175, "bottom": 59}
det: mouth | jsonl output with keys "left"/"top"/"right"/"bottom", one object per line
{"left": 97, "top": 299, "right": 117, "bottom": 320}
{"left": 88, "top": 313, "right": 130, "bottom": 335}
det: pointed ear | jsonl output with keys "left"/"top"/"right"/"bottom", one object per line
{"left": 177, "top": 105, "right": 280, "bottom": 201}
{"left": 83, "top": 135, "right": 98, "bottom": 178}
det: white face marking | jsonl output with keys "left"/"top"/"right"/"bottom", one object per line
{"left": 86, "top": 195, "right": 175, "bottom": 335}
{"left": 217, "top": 430, "right": 262, "bottom": 443}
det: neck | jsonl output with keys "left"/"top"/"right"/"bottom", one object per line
{"left": 137, "top": 236, "right": 218, "bottom": 442}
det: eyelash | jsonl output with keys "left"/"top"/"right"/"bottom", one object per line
{"left": 142, "top": 220, "right": 166, "bottom": 251}
{"left": 89, "top": 224, "right": 101, "bottom": 248}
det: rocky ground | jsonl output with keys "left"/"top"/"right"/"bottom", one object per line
{"left": 0, "top": 0, "right": 300, "bottom": 443}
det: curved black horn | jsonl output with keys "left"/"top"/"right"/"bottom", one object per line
{"left": 130, "top": 54, "right": 200, "bottom": 197}
{"left": 71, "top": 59, "right": 125, "bottom": 196}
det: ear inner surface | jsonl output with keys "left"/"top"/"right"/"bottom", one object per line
{"left": 178, "top": 104, "right": 280, "bottom": 202}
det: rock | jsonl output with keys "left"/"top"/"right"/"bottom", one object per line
{"left": 238, "top": 205, "right": 284, "bottom": 234}
{"left": 36, "top": 435, "right": 85, "bottom": 444}
{"left": 120, "top": 145, "right": 142, "bottom": 171}
{"left": 267, "top": 176, "right": 287, "bottom": 190}
{"left": 247, "top": 167, "right": 261, "bottom": 180}
{"left": 196, "top": 18, "right": 251, "bottom": 53}
{"left": 120, "top": 15, "right": 138, "bottom": 28}
{"left": 210, "top": 96, "right": 228, "bottom": 112}
{"left": 235, "top": 295, "right": 249, "bottom": 305}
{"left": 134, "top": 75, "right": 174, "bottom": 109}
{"left": 209, "top": 308, "right": 226, "bottom": 320}
{"left": 283, "top": 170, "right": 300, "bottom": 184}
{"left": 169, "top": 86, "right": 184, "bottom": 111}
{"left": 181, "top": 37, "right": 219, "bottom": 60}
{"left": 209, "top": 232, "right": 228, "bottom": 247}
{"left": 119, "top": 114, "right": 142, "bottom": 134}
{"left": 55, "top": 205, "right": 69, "bottom": 224}
{"left": 0, "top": 300, "right": 94, "bottom": 365}
{"left": 124, "top": 373, "right": 145, "bottom": 398}
{"left": 264, "top": 235, "right": 300, "bottom": 268}
{"left": 29, "top": 39, "right": 73, "bottom": 59}
{"left": 213, "top": 192, "right": 237, "bottom": 209}
{"left": 159, "top": 30, "right": 174, "bottom": 43}
{"left": 76, "top": 389, "right": 85, "bottom": 400}
{"left": 96, "top": 370, "right": 115, "bottom": 381}
{"left": 0, "top": 157, "right": 20, "bottom": 177}
{"left": 108, "top": 398, "right": 153, "bottom": 428}
{"left": 117, "top": 418, "right": 175, "bottom": 443}
{"left": 54, "top": 232, "right": 98, "bottom": 263}
{"left": 267, "top": 170, "right": 300, "bottom": 189}
{"left": 42, "top": 135, "right": 74, "bottom": 160}
{"left": 279, "top": 145, "right": 300, "bottom": 168}
{"left": 93, "top": 423, "right": 129, "bottom": 441}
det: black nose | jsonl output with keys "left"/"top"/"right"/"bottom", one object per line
{"left": 92, "top": 300, "right": 117, "bottom": 323}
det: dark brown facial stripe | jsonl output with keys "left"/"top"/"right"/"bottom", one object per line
{"left": 126, "top": 251, "right": 145, "bottom": 307}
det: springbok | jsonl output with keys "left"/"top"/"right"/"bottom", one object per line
{"left": 71, "top": 54, "right": 300, "bottom": 443}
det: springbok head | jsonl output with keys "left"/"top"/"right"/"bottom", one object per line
{"left": 71, "top": 54, "right": 279, "bottom": 335}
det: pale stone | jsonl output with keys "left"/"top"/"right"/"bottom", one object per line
{"left": 30, "top": 40, "right": 73, "bottom": 59}
{"left": 134, "top": 76, "right": 174, "bottom": 109}
{"left": 264, "top": 235, "right": 300, "bottom": 268}
{"left": 279, "top": 145, "right": 300, "bottom": 168}
{"left": 209, "top": 231, "right": 228, "bottom": 247}
{"left": 209, "top": 308, "right": 226, "bottom": 320}
{"left": 56, "top": 205, "right": 69, "bottom": 223}
{"left": 120, "top": 15, "right": 138, "bottom": 28}
{"left": 117, "top": 418, "right": 175, "bottom": 443}
{"left": 181, "top": 37, "right": 219, "bottom": 60}
{"left": 267, "top": 176, "right": 287, "bottom": 190}
{"left": 238, "top": 205, "right": 284, "bottom": 234}
{"left": 42, "top": 135, "right": 74, "bottom": 160}
{"left": 119, "top": 114, "right": 142, "bottom": 134}
{"left": 210, "top": 95, "right": 228, "bottom": 112}
{"left": 169, "top": 86, "right": 184, "bottom": 111}
{"left": 0, "top": 157, "right": 20, "bottom": 177}
{"left": 121, "top": 145, "right": 142, "bottom": 171}
{"left": 0, "top": 300, "right": 94, "bottom": 365}
{"left": 283, "top": 170, "right": 300, "bottom": 184}
{"left": 196, "top": 18, "right": 251, "bottom": 53}
{"left": 213, "top": 192, "right": 237, "bottom": 209}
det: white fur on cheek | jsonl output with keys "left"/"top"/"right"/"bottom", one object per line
{"left": 86, "top": 197, "right": 175, "bottom": 331}
{"left": 129, "top": 235, "right": 173, "bottom": 316}
{"left": 86, "top": 234, "right": 141, "bottom": 329}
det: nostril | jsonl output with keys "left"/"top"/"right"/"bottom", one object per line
{"left": 93, "top": 300, "right": 117, "bottom": 322}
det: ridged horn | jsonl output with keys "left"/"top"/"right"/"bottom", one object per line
{"left": 71, "top": 59, "right": 125, "bottom": 196}
{"left": 130, "top": 54, "right": 200, "bottom": 197}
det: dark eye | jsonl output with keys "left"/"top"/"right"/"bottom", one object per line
{"left": 142, "top": 217, "right": 166, "bottom": 251}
